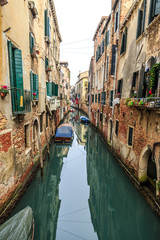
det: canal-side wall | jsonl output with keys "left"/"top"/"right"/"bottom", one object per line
{"left": 75, "top": 104, "right": 160, "bottom": 214}
{"left": 0, "top": 110, "right": 70, "bottom": 223}
{"left": 88, "top": 112, "right": 160, "bottom": 215}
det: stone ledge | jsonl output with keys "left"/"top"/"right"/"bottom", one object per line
{"left": 0, "top": 129, "right": 12, "bottom": 136}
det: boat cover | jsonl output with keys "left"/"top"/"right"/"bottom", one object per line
{"left": 0, "top": 206, "right": 33, "bottom": 240}
{"left": 55, "top": 126, "right": 73, "bottom": 138}
{"left": 80, "top": 116, "right": 89, "bottom": 122}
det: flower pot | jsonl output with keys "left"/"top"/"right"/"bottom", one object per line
{"left": 0, "top": 92, "right": 7, "bottom": 98}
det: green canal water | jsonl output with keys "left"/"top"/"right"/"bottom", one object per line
{"left": 10, "top": 110, "right": 160, "bottom": 240}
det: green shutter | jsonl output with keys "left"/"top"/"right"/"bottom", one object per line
{"left": 14, "top": 49, "right": 24, "bottom": 111}
{"left": 45, "top": 9, "right": 48, "bottom": 36}
{"left": 155, "top": 0, "right": 160, "bottom": 15}
{"left": 30, "top": 32, "right": 32, "bottom": 53}
{"left": 148, "top": 0, "right": 154, "bottom": 24}
{"left": 48, "top": 17, "right": 50, "bottom": 39}
{"left": 124, "top": 27, "right": 127, "bottom": 53}
{"left": 120, "top": 32, "right": 125, "bottom": 55}
{"left": 47, "top": 82, "right": 52, "bottom": 97}
{"left": 8, "top": 41, "right": 16, "bottom": 112}
{"left": 30, "top": 71, "right": 33, "bottom": 100}
{"left": 45, "top": 57, "right": 48, "bottom": 70}
{"left": 35, "top": 75, "right": 39, "bottom": 100}
{"left": 55, "top": 84, "right": 58, "bottom": 96}
{"left": 142, "top": 0, "right": 146, "bottom": 32}
{"left": 105, "top": 30, "right": 109, "bottom": 46}
{"left": 111, "top": 45, "right": 116, "bottom": 75}
{"left": 136, "top": 9, "right": 143, "bottom": 39}
{"left": 30, "top": 33, "right": 35, "bottom": 54}
{"left": 52, "top": 82, "right": 56, "bottom": 96}
{"left": 138, "top": 66, "right": 145, "bottom": 98}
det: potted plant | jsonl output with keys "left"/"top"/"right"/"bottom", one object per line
{"left": 33, "top": 92, "right": 37, "bottom": 100}
{"left": 0, "top": 85, "right": 9, "bottom": 98}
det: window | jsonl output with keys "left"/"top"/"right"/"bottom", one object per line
{"left": 45, "top": 57, "right": 49, "bottom": 70}
{"left": 44, "top": 9, "right": 51, "bottom": 40}
{"left": 131, "top": 72, "right": 138, "bottom": 96}
{"left": 92, "top": 94, "right": 94, "bottom": 103}
{"left": 8, "top": 41, "right": 25, "bottom": 113}
{"left": 117, "top": 79, "right": 123, "bottom": 98}
{"left": 115, "top": 120, "right": 119, "bottom": 136}
{"left": 136, "top": 1, "right": 146, "bottom": 39}
{"left": 128, "top": 127, "right": 133, "bottom": 146}
{"left": 29, "top": 32, "right": 35, "bottom": 54}
{"left": 120, "top": 27, "right": 127, "bottom": 55}
{"left": 106, "top": 56, "right": 109, "bottom": 80}
{"left": 109, "top": 90, "right": 114, "bottom": 107}
{"left": 96, "top": 45, "right": 101, "bottom": 62}
{"left": 148, "top": 0, "right": 160, "bottom": 24}
{"left": 95, "top": 94, "right": 97, "bottom": 103}
{"left": 101, "top": 92, "right": 106, "bottom": 105}
{"left": 98, "top": 93, "right": 101, "bottom": 103}
{"left": 105, "top": 30, "right": 110, "bottom": 46}
{"left": 46, "top": 113, "right": 48, "bottom": 128}
{"left": 100, "top": 112, "right": 103, "bottom": 122}
{"left": 111, "top": 45, "right": 116, "bottom": 75}
{"left": 30, "top": 71, "right": 39, "bottom": 100}
{"left": 40, "top": 114, "right": 43, "bottom": 132}
{"left": 101, "top": 39, "right": 104, "bottom": 54}
{"left": 115, "top": 11, "right": 119, "bottom": 32}
{"left": 25, "top": 124, "right": 30, "bottom": 148}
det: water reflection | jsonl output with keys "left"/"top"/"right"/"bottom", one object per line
{"left": 10, "top": 144, "right": 71, "bottom": 240}
{"left": 86, "top": 127, "right": 160, "bottom": 240}
{"left": 9, "top": 110, "right": 160, "bottom": 240}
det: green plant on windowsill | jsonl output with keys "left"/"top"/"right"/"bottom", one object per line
{"left": 0, "top": 85, "right": 9, "bottom": 98}
{"left": 128, "top": 100, "right": 134, "bottom": 106}
{"left": 33, "top": 92, "right": 37, "bottom": 100}
{"left": 125, "top": 98, "right": 131, "bottom": 105}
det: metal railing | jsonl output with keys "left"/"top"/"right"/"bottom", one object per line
{"left": 126, "top": 97, "right": 160, "bottom": 108}
{"left": 11, "top": 88, "right": 31, "bottom": 115}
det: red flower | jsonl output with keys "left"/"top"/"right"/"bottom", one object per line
{"left": 149, "top": 90, "right": 152, "bottom": 95}
{"left": 2, "top": 85, "right": 8, "bottom": 89}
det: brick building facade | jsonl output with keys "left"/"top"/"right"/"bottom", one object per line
{"left": 87, "top": 0, "right": 160, "bottom": 198}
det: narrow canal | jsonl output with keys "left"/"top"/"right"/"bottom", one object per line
{"left": 11, "top": 110, "right": 160, "bottom": 240}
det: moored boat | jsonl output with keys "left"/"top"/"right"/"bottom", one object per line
{"left": 54, "top": 123, "right": 74, "bottom": 143}
{"left": 0, "top": 206, "right": 34, "bottom": 240}
{"left": 80, "top": 116, "right": 90, "bottom": 123}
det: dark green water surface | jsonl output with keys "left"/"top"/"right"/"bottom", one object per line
{"left": 11, "top": 110, "right": 160, "bottom": 239}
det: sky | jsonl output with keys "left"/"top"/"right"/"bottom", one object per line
{"left": 54, "top": 0, "right": 111, "bottom": 85}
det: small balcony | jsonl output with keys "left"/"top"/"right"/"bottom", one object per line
{"left": 125, "top": 97, "right": 160, "bottom": 110}
{"left": 11, "top": 89, "right": 31, "bottom": 115}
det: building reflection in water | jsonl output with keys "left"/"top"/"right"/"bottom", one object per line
{"left": 86, "top": 127, "right": 160, "bottom": 240}
{"left": 10, "top": 144, "right": 71, "bottom": 240}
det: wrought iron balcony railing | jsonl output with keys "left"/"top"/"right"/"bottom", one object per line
{"left": 11, "top": 88, "right": 31, "bottom": 115}
{"left": 126, "top": 97, "right": 160, "bottom": 109}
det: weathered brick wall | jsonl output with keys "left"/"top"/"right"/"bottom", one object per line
{"left": 147, "top": 16, "right": 160, "bottom": 60}
{"left": 0, "top": 113, "right": 7, "bottom": 131}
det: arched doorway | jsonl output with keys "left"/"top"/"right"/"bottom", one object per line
{"left": 138, "top": 145, "right": 157, "bottom": 184}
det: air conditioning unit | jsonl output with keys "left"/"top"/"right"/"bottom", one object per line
{"left": 0, "top": 0, "right": 8, "bottom": 6}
